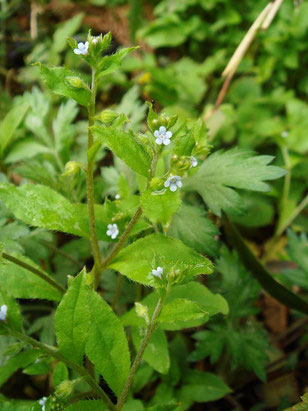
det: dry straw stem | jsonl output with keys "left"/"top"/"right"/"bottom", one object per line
{"left": 222, "top": 2, "right": 273, "bottom": 78}
{"left": 205, "top": 0, "right": 286, "bottom": 123}
{"left": 262, "top": 0, "right": 284, "bottom": 30}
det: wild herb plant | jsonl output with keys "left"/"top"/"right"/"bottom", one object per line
{"left": 0, "top": 31, "right": 288, "bottom": 410}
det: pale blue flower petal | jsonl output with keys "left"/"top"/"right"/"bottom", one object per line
{"left": 159, "top": 126, "right": 166, "bottom": 133}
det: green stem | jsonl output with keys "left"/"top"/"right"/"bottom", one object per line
{"left": 96, "top": 149, "right": 159, "bottom": 287}
{"left": 2, "top": 252, "right": 65, "bottom": 295}
{"left": 116, "top": 297, "right": 165, "bottom": 410}
{"left": 262, "top": 194, "right": 308, "bottom": 264}
{"left": 4, "top": 326, "right": 116, "bottom": 411}
{"left": 276, "top": 194, "right": 308, "bottom": 237}
{"left": 96, "top": 206, "right": 142, "bottom": 288}
{"left": 277, "top": 145, "right": 291, "bottom": 233}
{"left": 86, "top": 68, "right": 102, "bottom": 286}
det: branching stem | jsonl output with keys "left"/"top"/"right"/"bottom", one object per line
{"left": 4, "top": 326, "right": 116, "bottom": 411}
{"left": 116, "top": 297, "right": 165, "bottom": 410}
{"left": 86, "top": 69, "right": 102, "bottom": 286}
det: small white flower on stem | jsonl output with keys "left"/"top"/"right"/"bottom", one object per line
{"left": 154, "top": 126, "right": 172, "bottom": 146}
{"left": 106, "top": 223, "right": 119, "bottom": 239}
{"left": 74, "top": 41, "right": 89, "bottom": 55}
{"left": 39, "top": 397, "right": 47, "bottom": 411}
{"left": 281, "top": 130, "right": 288, "bottom": 138}
{"left": 152, "top": 267, "right": 163, "bottom": 279}
{"left": 164, "top": 175, "right": 182, "bottom": 192}
{"left": 115, "top": 194, "right": 121, "bottom": 200}
{"left": 190, "top": 156, "right": 198, "bottom": 168}
{"left": 0, "top": 305, "right": 7, "bottom": 321}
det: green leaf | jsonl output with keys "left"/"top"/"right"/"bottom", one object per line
{"left": 0, "top": 103, "right": 29, "bottom": 154}
{"left": 157, "top": 298, "right": 208, "bottom": 330}
{"left": 0, "top": 184, "right": 147, "bottom": 242}
{"left": 186, "top": 148, "right": 286, "bottom": 216}
{"left": 131, "top": 327, "right": 170, "bottom": 374}
{"left": 168, "top": 203, "right": 219, "bottom": 258}
{"left": 0, "top": 183, "right": 88, "bottom": 237}
{"left": 55, "top": 271, "right": 90, "bottom": 364}
{"left": 0, "top": 399, "right": 37, "bottom": 410}
{"left": 85, "top": 287, "right": 131, "bottom": 397}
{"left": 223, "top": 215, "right": 308, "bottom": 315}
{"left": 122, "top": 282, "right": 228, "bottom": 330}
{"left": 0, "top": 350, "right": 39, "bottom": 387}
{"left": 4, "top": 138, "right": 50, "bottom": 164}
{"left": 23, "top": 357, "right": 52, "bottom": 375}
{"left": 65, "top": 400, "right": 107, "bottom": 410}
{"left": 97, "top": 47, "right": 138, "bottom": 78}
{"left": 52, "top": 99, "right": 78, "bottom": 155}
{"left": 52, "top": 362, "right": 69, "bottom": 389}
{"left": 52, "top": 14, "right": 83, "bottom": 54}
{"left": 0, "top": 255, "right": 62, "bottom": 301}
{"left": 92, "top": 125, "right": 151, "bottom": 177}
{"left": 0, "top": 287, "right": 22, "bottom": 333}
{"left": 35, "top": 64, "right": 91, "bottom": 107}
{"left": 140, "top": 187, "right": 181, "bottom": 225}
{"left": 110, "top": 234, "right": 213, "bottom": 287}
{"left": 179, "top": 370, "right": 231, "bottom": 403}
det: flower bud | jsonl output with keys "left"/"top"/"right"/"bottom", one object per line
{"left": 96, "top": 109, "right": 119, "bottom": 124}
{"left": 135, "top": 302, "right": 149, "bottom": 325}
{"left": 65, "top": 76, "right": 89, "bottom": 91}
{"left": 136, "top": 133, "right": 149, "bottom": 146}
{"left": 62, "top": 161, "right": 81, "bottom": 177}
{"left": 55, "top": 380, "right": 74, "bottom": 399}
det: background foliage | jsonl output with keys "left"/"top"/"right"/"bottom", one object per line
{"left": 0, "top": 0, "right": 307, "bottom": 410}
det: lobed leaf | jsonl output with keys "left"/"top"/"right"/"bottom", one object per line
{"left": 185, "top": 148, "right": 286, "bottom": 216}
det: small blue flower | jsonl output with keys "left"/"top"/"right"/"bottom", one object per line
{"left": 190, "top": 156, "right": 198, "bottom": 168}
{"left": 152, "top": 267, "right": 163, "bottom": 279}
{"left": 107, "top": 223, "right": 119, "bottom": 239}
{"left": 154, "top": 126, "right": 172, "bottom": 146}
{"left": 0, "top": 305, "right": 7, "bottom": 321}
{"left": 39, "top": 397, "right": 47, "bottom": 411}
{"left": 74, "top": 41, "right": 89, "bottom": 55}
{"left": 164, "top": 175, "right": 182, "bottom": 192}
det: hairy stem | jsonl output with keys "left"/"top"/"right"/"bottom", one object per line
{"left": 95, "top": 133, "right": 159, "bottom": 289}
{"left": 5, "top": 326, "right": 116, "bottom": 411}
{"left": 116, "top": 297, "right": 164, "bottom": 410}
{"left": 87, "top": 69, "right": 102, "bottom": 286}
{"left": 96, "top": 206, "right": 142, "bottom": 288}
{"left": 2, "top": 252, "right": 65, "bottom": 295}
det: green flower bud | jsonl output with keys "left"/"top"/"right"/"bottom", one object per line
{"left": 62, "top": 161, "right": 81, "bottom": 177}
{"left": 65, "top": 76, "right": 89, "bottom": 91}
{"left": 135, "top": 302, "right": 150, "bottom": 325}
{"left": 96, "top": 109, "right": 119, "bottom": 124}
{"left": 136, "top": 133, "right": 149, "bottom": 146}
